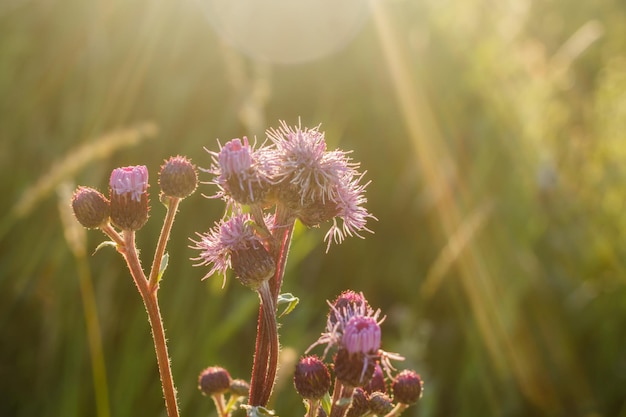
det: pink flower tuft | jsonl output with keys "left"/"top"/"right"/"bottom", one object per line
{"left": 190, "top": 213, "right": 266, "bottom": 286}
{"left": 343, "top": 315, "right": 381, "bottom": 355}
{"left": 110, "top": 165, "right": 149, "bottom": 202}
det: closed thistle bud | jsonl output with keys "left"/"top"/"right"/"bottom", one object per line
{"left": 346, "top": 388, "right": 369, "bottom": 417}
{"left": 293, "top": 356, "right": 331, "bottom": 400}
{"left": 229, "top": 379, "right": 250, "bottom": 397}
{"left": 364, "top": 363, "right": 386, "bottom": 394}
{"left": 231, "top": 243, "right": 276, "bottom": 290}
{"left": 333, "top": 348, "right": 376, "bottom": 388}
{"left": 392, "top": 370, "right": 423, "bottom": 405}
{"left": 368, "top": 392, "right": 393, "bottom": 416}
{"left": 159, "top": 155, "right": 198, "bottom": 199}
{"left": 198, "top": 366, "right": 232, "bottom": 396}
{"left": 109, "top": 165, "right": 149, "bottom": 231}
{"left": 71, "top": 187, "right": 110, "bottom": 229}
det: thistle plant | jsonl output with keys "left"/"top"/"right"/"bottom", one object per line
{"left": 70, "top": 120, "right": 422, "bottom": 417}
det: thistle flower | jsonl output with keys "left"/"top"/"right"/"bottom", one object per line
{"left": 205, "top": 137, "right": 275, "bottom": 206}
{"left": 391, "top": 370, "right": 423, "bottom": 405}
{"left": 198, "top": 366, "right": 232, "bottom": 396}
{"left": 368, "top": 392, "right": 394, "bottom": 416}
{"left": 109, "top": 165, "right": 149, "bottom": 231}
{"left": 293, "top": 356, "right": 331, "bottom": 400}
{"left": 346, "top": 388, "right": 370, "bottom": 417}
{"left": 190, "top": 213, "right": 274, "bottom": 289}
{"left": 364, "top": 362, "right": 387, "bottom": 394}
{"left": 267, "top": 121, "right": 350, "bottom": 201}
{"left": 71, "top": 186, "right": 110, "bottom": 229}
{"left": 307, "top": 291, "right": 381, "bottom": 358}
{"left": 343, "top": 315, "right": 381, "bottom": 356}
{"left": 159, "top": 155, "right": 198, "bottom": 199}
{"left": 266, "top": 120, "right": 375, "bottom": 250}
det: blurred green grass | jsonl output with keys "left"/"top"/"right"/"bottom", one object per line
{"left": 2, "top": 0, "right": 626, "bottom": 416}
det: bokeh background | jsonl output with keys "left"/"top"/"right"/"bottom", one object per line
{"left": 1, "top": 0, "right": 626, "bottom": 416}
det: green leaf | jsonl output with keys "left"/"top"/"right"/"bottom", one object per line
{"left": 157, "top": 252, "right": 169, "bottom": 283}
{"left": 321, "top": 392, "right": 332, "bottom": 416}
{"left": 277, "top": 292, "right": 299, "bottom": 318}
{"left": 93, "top": 240, "right": 117, "bottom": 255}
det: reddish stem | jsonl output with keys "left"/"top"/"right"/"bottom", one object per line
{"left": 148, "top": 197, "right": 181, "bottom": 291}
{"left": 122, "top": 231, "right": 180, "bottom": 417}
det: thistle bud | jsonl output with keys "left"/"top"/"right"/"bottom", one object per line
{"left": 198, "top": 366, "right": 232, "bottom": 396}
{"left": 71, "top": 187, "right": 110, "bottom": 229}
{"left": 328, "top": 290, "right": 368, "bottom": 327}
{"left": 109, "top": 165, "right": 149, "bottom": 231}
{"left": 368, "top": 392, "right": 393, "bottom": 416}
{"left": 346, "top": 388, "right": 370, "bottom": 417}
{"left": 159, "top": 155, "right": 198, "bottom": 199}
{"left": 229, "top": 379, "right": 250, "bottom": 397}
{"left": 333, "top": 348, "right": 375, "bottom": 388}
{"left": 364, "top": 363, "right": 386, "bottom": 394}
{"left": 231, "top": 243, "right": 276, "bottom": 290}
{"left": 391, "top": 370, "right": 423, "bottom": 405}
{"left": 293, "top": 356, "right": 331, "bottom": 400}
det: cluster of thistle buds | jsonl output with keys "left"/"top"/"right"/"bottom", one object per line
{"left": 72, "top": 156, "right": 198, "bottom": 233}
{"left": 294, "top": 290, "right": 422, "bottom": 417}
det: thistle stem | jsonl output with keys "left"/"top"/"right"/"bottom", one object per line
{"left": 248, "top": 206, "right": 296, "bottom": 407}
{"left": 249, "top": 281, "right": 278, "bottom": 406}
{"left": 122, "top": 231, "right": 180, "bottom": 417}
{"left": 329, "top": 380, "right": 353, "bottom": 417}
{"left": 211, "top": 393, "right": 227, "bottom": 417}
{"left": 306, "top": 399, "right": 320, "bottom": 417}
{"left": 148, "top": 196, "right": 181, "bottom": 291}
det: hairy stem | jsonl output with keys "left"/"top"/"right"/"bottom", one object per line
{"left": 248, "top": 281, "right": 278, "bottom": 406}
{"left": 122, "top": 231, "right": 180, "bottom": 417}
{"left": 329, "top": 380, "right": 353, "bottom": 417}
{"left": 148, "top": 196, "right": 181, "bottom": 291}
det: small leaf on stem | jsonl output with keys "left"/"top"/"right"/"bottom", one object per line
{"left": 277, "top": 293, "right": 299, "bottom": 317}
{"left": 157, "top": 252, "right": 169, "bottom": 283}
{"left": 93, "top": 240, "right": 118, "bottom": 255}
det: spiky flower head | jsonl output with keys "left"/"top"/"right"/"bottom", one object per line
{"left": 268, "top": 121, "right": 354, "bottom": 203}
{"left": 71, "top": 186, "right": 110, "bottom": 229}
{"left": 159, "top": 155, "right": 198, "bottom": 199}
{"left": 266, "top": 120, "right": 375, "bottom": 250}
{"left": 198, "top": 366, "right": 232, "bottom": 396}
{"left": 346, "top": 388, "right": 370, "bottom": 417}
{"left": 368, "top": 392, "right": 394, "bottom": 416}
{"left": 293, "top": 356, "right": 331, "bottom": 400}
{"left": 229, "top": 379, "right": 250, "bottom": 397}
{"left": 307, "top": 291, "right": 381, "bottom": 358}
{"left": 364, "top": 362, "right": 387, "bottom": 394}
{"left": 109, "top": 165, "right": 149, "bottom": 231}
{"left": 206, "top": 137, "right": 274, "bottom": 206}
{"left": 392, "top": 369, "right": 423, "bottom": 405}
{"left": 191, "top": 213, "right": 274, "bottom": 289}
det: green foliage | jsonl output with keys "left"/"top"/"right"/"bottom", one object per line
{"left": 2, "top": 0, "right": 626, "bottom": 416}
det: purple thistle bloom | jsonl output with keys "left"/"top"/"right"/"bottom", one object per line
{"left": 267, "top": 120, "right": 357, "bottom": 204}
{"left": 343, "top": 315, "right": 381, "bottom": 355}
{"left": 205, "top": 137, "right": 275, "bottom": 205}
{"left": 324, "top": 172, "right": 376, "bottom": 251}
{"left": 110, "top": 165, "right": 149, "bottom": 202}
{"left": 190, "top": 212, "right": 266, "bottom": 286}
{"left": 307, "top": 291, "right": 383, "bottom": 358}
